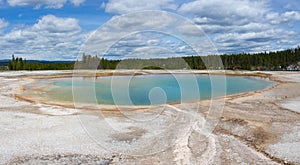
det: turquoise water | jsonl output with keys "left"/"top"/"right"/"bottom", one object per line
{"left": 43, "top": 74, "right": 275, "bottom": 105}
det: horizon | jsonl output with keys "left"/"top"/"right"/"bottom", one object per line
{"left": 0, "top": 0, "right": 300, "bottom": 61}
{"left": 1, "top": 46, "right": 300, "bottom": 62}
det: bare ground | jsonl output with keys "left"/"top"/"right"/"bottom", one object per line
{"left": 0, "top": 70, "right": 299, "bottom": 165}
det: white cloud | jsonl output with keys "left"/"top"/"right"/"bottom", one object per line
{"left": 82, "top": 11, "right": 179, "bottom": 56}
{"left": 213, "top": 29, "right": 298, "bottom": 53}
{"left": 7, "top": 0, "right": 67, "bottom": 9}
{"left": 2, "top": 0, "right": 299, "bottom": 59}
{"left": 283, "top": 11, "right": 300, "bottom": 21}
{"left": 7, "top": 0, "right": 85, "bottom": 9}
{"left": 100, "top": 1, "right": 106, "bottom": 9}
{"left": 70, "top": 0, "right": 85, "bottom": 6}
{"left": 177, "top": 0, "right": 274, "bottom": 38}
{"left": 267, "top": 11, "right": 300, "bottom": 24}
{"left": 82, "top": 11, "right": 217, "bottom": 59}
{"left": 177, "top": 0, "right": 300, "bottom": 54}
{"left": 0, "top": 15, "right": 84, "bottom": 60}
{"left": 179, "top": 0, "right": 268, "bottom": 26}
{"left": 0, "top": 19, "right": 9, "bottom": 34}
{"left": 104, "top": 0, "right": 178, "bottom": 14}
{"left": 176, "top": 23, "right": 208, "bottom": 38}
{"left": 33, "top": 15, "right": 81, "bottom": 33}
{"left": 125, "top": 46, "right": 175, "bottom": 59}
{"left": 199, "top": 22, "right": 271, "bottom": 34}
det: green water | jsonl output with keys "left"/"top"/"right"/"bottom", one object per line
{"left": 41, "top": 74, "right": 275, "bottom": 105}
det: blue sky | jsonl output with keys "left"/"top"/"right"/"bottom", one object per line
{"left": 0, "top": 0, "right": 299, "bottom": 60}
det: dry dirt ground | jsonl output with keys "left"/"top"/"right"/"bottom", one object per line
{"left": 0, "top": 70, "right": 299, "bottom": 165}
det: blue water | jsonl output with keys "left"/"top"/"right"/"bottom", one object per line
{"left": 45, "top": 74, "right": 275, "bottom": 105}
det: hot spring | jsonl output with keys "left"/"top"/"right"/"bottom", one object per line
{"left": 28, "top": 74, "right": 275, "bottom": 106}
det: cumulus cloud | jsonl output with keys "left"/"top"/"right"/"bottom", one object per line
{"left": 82, "top": 11, "right": 216, "bottom": 59}
{"left": 177, "top": 0, "right": 300, "bottom": 54}
{"left": 122, "top": 46, "right": 175, "bottom": 59}
{"left": 284, "top": 11, "right": 300, "bottom": 21}
{"left": 267, "top": 11, "right": 300, "bottom": 24}
{"left": 99, "top": 0, "right": 300, "bottom": 55}
{"left": 70, "top": 0, "right": 85, "bottom": 6}
{"left": 213, "top": 28, "right": 299, "bottom": 54}
{"left": 7, "top": 0, "right": 85, "bottom": 9}
{"left": 0, "top": 15, "right": 83, "bottom": 60}
{"left": 104, "top": 0, "right": 178, "bottom": 14}
{"left": 179, "top": 0, "right": 268, "bottom": 26}
{"left": 33, "top": 15, "right": 81, "bottom": 33}
{"left": 0, "top": 19, "right": 9, "bottom": 34}
{"left": 7, "top": 0, "right": 67, "bottom": 9}
{"left": 213, "top": 29, "right": 297, "bottom": 53}
{"left": 103, "top": 31, "right": 197, "bottom": 59}
{"left": 2, "top": 0, "right": 299, "bottom": 59}
{"left": 82, "top": 11, "right": 178, "bottom": 56}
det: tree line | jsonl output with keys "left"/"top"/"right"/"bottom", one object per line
{"left": 6, "top": 46, "right": 300, "bottom": 71}
{"left": 8, "top": 55, "right": 74, "bottom": 70}
{"left": 79, "top": 47, "right": 300, "bottom": 70}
